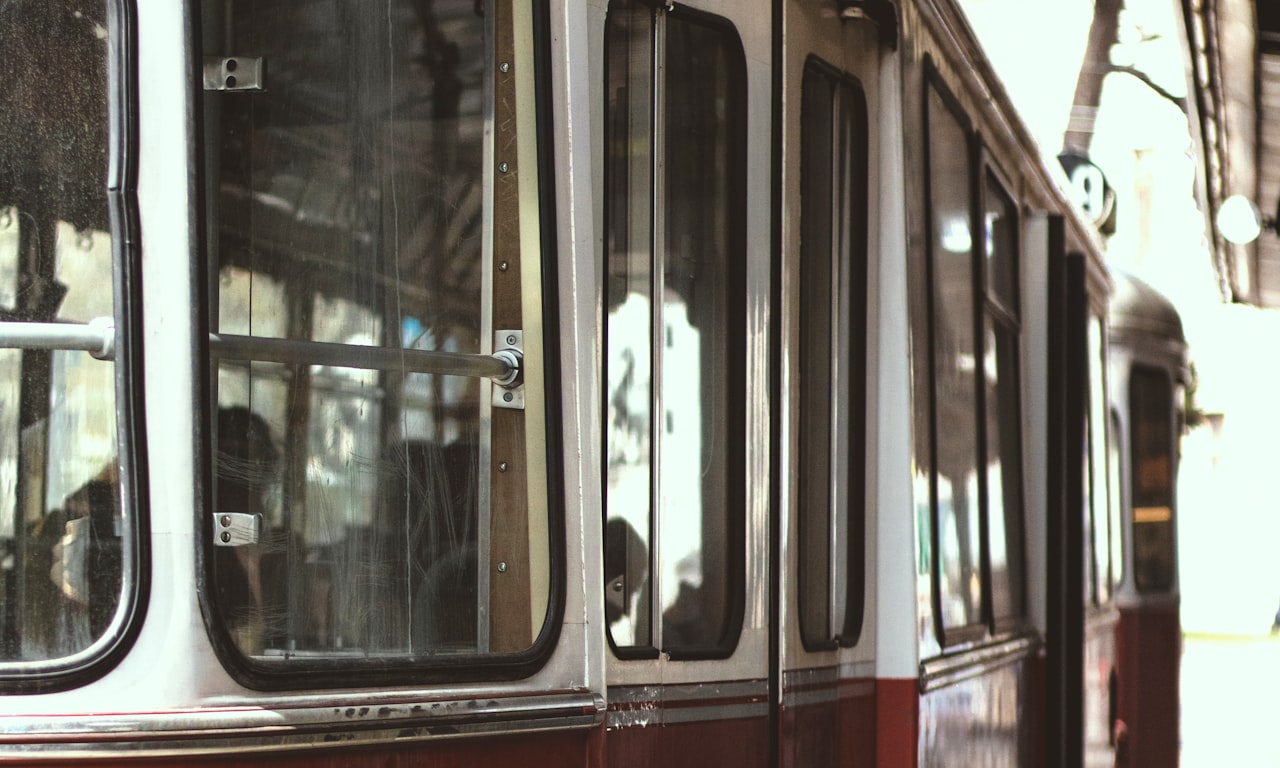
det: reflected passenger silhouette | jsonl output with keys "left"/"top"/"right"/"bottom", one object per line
{"left": 604, "top": 517, "right": 648, "bottom": 644}
{"left": 213, "top": 405, "right": 285, "bottom": 653}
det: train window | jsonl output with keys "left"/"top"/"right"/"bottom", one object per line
{"left": 0, "top": 0, "right": 141, "bottom": 682}
{"left": 1086, "top": 314, "right": 1113, "bottom": 604}
{"left": 603, "top": 1, "right": 746, "bottom": 659}
{"left": 202, "top": 0, "right": 556, "bottom": 679}
{"left": 797, "top": 60, "right": 868, "bottom": 650}
{"left": 981, "top": 169, "right": 1026, "bottom": 627}
{"left": 924, "top": 71, "right": 1027, "bottom": 643}
{"left": 1130, "top": 366, "right": 1175, "bottom": 592}
{"left": 924, "top": 80, "right": 983, "bottom": 638}
{"left": 1108, "top": 411, "right": 1125, "bottom": 592}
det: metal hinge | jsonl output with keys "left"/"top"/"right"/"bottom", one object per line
{"left": 203, "top": 57, "right": 265, "bottom": 92}
{"left": 213, "top": 513, "right": 261, "bottom": 547}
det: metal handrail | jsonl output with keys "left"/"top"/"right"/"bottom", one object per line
{"left": 0, "top": 321, "right": 521, "bottom": 386}
{"left": 0, "top": 318, "right": 116, "bottom": 360}
{"left": 211, "top": 333, "right": 518, "bottom": 383}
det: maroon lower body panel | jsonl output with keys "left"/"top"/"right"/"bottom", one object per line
{"left": 604, "top": 681, "right": 770, "bottom": 768}
{"left": 876, "top": 678, "right": 919, "bottom": 766}
{"left": 779, "top": 677, "right": 876, "bottom": 767}
{"left": 606, "top": 716, "right": 770, "bottom": 768}
{"left": 1084, "top": 615, "right": 1119, "bottom": 767}
{"left": 1116, "top": 602, "right": 1180, "bottom": 767}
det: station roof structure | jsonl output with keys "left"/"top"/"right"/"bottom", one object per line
{"left": 1184, "top": 0, "right": 1280, "bottom": 305}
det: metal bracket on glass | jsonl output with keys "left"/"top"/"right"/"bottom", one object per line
{"left": 0, "top": 317, "right": 115, "bottom": 360}
{"left": 203, "top": 57, "right": 265, "bottom": 92}
{"left": 492, "top": 330, "right": 525, "bottom": 411}
{"left": 213, "top": 513, "right": 261, "bottom": 547}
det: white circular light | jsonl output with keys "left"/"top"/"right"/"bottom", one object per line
{"left": 1217, "top": 194, "right": 1262, "bottom": 245}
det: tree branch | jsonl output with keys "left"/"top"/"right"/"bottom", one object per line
{"left": 1108, "top": 64, "right": 1189, "bottom": 113}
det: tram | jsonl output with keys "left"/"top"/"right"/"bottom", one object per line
{"left": 0, "top": 0, "right": 1186, "bottom": 765}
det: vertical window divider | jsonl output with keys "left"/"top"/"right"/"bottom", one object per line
{"left": 476, "top": 0, "right": 498, "bottom": 654}
{"left": 826, "top": 86, "right": 845, "bottom": 638}
{"left": 971, "top": 148, "right": 994, "bottom": 632}
{"left": 648, "top": 8, "right": 667, "bottom": 649}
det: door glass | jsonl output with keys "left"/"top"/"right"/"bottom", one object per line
{"left": 0, "top": 0, "right": 127, "bottom": 665}
{"left": 204, "top": 0, "right": 551, "bottom": 666}
{"left": 603, "top": 1, "right": 746, "bottom": 657}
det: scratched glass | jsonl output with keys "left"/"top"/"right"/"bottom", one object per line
{"left": 0, "top": 0, "right": 125, "bottom": 665}
{"left": 204, "top": 0, "right": 548, "bottom": 663}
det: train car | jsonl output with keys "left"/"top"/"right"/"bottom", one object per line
{"left": 1107, "top": 271, "right": 1187, "bottom": 767}
{"left": 0, "top": 0, "right": 1183, "bottom": 765}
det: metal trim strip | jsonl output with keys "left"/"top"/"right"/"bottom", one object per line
{"left": 918, "top": 633, "right": 1038, "bottom": 693}
{"left": 0, "top": 692, "right": 604, "bottom": 759}
{"left": 604, "top": 680, "right": 769, "bottom": 728}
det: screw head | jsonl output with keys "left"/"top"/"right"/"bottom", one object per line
{"left": 220, "top": 515, "right": 231, "bottom": 527}
{"left": 498, "top": 162, "right": 509, "bottom": 173}
{"left": 500, "top": 62, "right": 510, "bottom": 73}
{"left": 220, "top": 531, "right": 231, "bottom": 544}
{"left": 497, "top": 562, "right": 508, "bottom": 573}
{"left": 498, "top": 462, "right": 508, "bottom": 472}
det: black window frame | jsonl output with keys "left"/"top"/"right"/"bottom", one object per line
{"left": 796, "top": 55, "right": 869, "bottom": 652}
{"left": 922, "top": 58, "right": 1028, "bottom": 647}
{"left": 0, "top": 0, "right": 149, "bottom": 694}
{"left": 600, "top": 0, "right": 748, "bottom": 662}
{"left": 976, "top": 149, "right": 1027, "bottom": 634}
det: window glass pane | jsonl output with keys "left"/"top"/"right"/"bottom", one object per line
{"left": 798, "top": 67, "right": 835, "bottom": 648}
{"left": 985, "top": 320, "right": 1025, "bottom": 622}
{"left": 603, "top": 0, "right": 654, "bottom": 650}
{"left": 0, "top": 1, "right": 125, "bottom": 663}
{"left": 1108, "top": 412, "right": 1124, "bottom": 591}
{"left": 206, "top": 0, "right": 548, "bottom": 663}
{"left": 1130, "top": 366, "right": 1174, "bottom": 592}
{"left": 983, "top": 171, "right": 1017, "bottom": 313}
{"left": 927, "top": 86, "right": 981, "bottom": 631}
{"left": 1088, "top": 315, "right": 1110, "bottom": 604}
{"left": 981, "top": 171, "right": 1024, "bottom": 625}
{"left": 658, "top": 14, "right": 743, "bottom": 654}
{"left": 602, "top": 3, "right": 743, "bottom": 656}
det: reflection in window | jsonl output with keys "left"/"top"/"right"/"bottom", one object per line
{"left": 983, "top": 174, "right": 1025, "bottom": 626}
{"left": 603, "top": 1, "right": 745, "bottom": 657}
{"left": 798, "top": 61, "right": 867, "bottom": 650}
{"left": 0, "top": 0, "right": 128, "bottom": 666}
{"left": 205, "top": 0, "right": 549, "bottom": 666}
{"left": 1108, "top": 412, "right": 1125, "bottom": 591}
{"left": 925, "top": 75, "right": 1027, "bottom": 641}
{"left": 1087, "top": 314, "right": 1111, "bottom": 605}
{"left": 926, "top": 83, "right": 982, "bottom": 633}
{"left": 1130, "top": 366, "right": 1175, "bottom": 592}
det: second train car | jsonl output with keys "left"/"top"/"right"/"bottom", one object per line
{"left": 0, "top": 0, "right": 1187, "bottom": 765}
